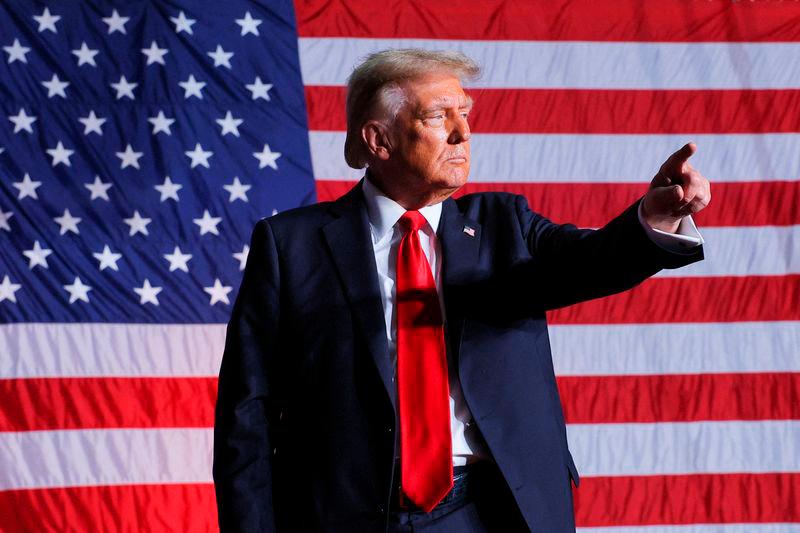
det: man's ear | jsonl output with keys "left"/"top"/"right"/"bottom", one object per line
{"left": 362, "top": 121, "right": 393, "bottom": 161}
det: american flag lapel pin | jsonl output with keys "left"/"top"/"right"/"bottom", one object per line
{"left": 463, "top": 225, "right": 476, "bottom": 237}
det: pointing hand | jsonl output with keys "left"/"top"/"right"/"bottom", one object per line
{"left": 641, "top": 142, "right": 711, "bottom": 233}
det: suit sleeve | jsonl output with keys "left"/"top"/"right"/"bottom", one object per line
{"left": 514, "top": 195, "right": 704, "bottom": 311}
{"left": 214, "top": 219, "right": 282, "bottom": 532}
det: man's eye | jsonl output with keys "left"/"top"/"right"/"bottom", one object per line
{"left": 425, "top": 115, "right": 444, "bottom": 124}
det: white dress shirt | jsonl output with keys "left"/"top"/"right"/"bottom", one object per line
{"left": 361, "top": 177, "right": 703, "bottom": 466}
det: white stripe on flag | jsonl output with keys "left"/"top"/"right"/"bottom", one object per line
{"left": 550, "top": 322, "right": 800, "bottom": 376}
{"left": 3, "top": 321, "right": 799, "bottom": 380}
{"left": 0, "top": 323, "right": 225, "bottom": 378}
{"left": 654, "top": 225, "right": 800, "bottom": 278}
{"left": 309, "top": 131, "right": 800, "bottom": 183}
{"left": 0, "top": 428, "right": 212, "bottom": 490}
{"left": 566, "top": 420, "right": 800, "bottom": 477}
{"left": 299, "top": 38, "right": 800, "bottom": 89}
{"left": 2, "top": 422, "right": 794, "bottom": 490}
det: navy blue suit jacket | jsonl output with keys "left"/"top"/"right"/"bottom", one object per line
{"left": 213, "top": 183, "right": 703, "bottom": 532}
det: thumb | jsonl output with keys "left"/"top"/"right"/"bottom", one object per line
{"left": 669, "top": 184, "right": 684, "bottom": 203}
{"left": 647, "top": 184, "right": 684, "bottom": 213}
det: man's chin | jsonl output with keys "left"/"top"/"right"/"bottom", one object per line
{"left": 443, "top": 170, "right": 469, "bottom": 190}
{"left": 430, "top": 175, "right": 469, "bottom": 202}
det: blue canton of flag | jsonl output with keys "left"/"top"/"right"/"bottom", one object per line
{"left": 0, "top": 0, "right": 315, "bottom": 324}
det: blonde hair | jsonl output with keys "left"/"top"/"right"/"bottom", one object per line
{"left": 344, "top": 49, "right": 480, "bottom": 169}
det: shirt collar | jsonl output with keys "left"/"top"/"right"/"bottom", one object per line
{"left": 362, "top": 175, "right": 443, "bottom": 243}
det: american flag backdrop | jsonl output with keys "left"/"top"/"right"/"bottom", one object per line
{"left": 1, "top": 0, "right": 799, "bottom": 531}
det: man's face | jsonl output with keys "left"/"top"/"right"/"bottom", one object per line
{"left": 388, "top": 74, "right": 472, "bottom": 198}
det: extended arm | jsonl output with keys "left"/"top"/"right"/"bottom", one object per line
{"left": 520, "top": 143, "right": 709, "bottom": 310}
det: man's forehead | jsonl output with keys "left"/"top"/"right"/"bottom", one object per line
{"left": 425, "top": 93, "right": 472, "bottom": 108}
{"left": 402, "top": 75, "right": 471, "bottom": 108}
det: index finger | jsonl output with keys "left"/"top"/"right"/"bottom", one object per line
{"left": 663, "top": 142, "right": 697, "bottom": 171}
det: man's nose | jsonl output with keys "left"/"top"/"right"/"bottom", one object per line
{"left": 448, "top": 115, "right": 471, "bottom": 144}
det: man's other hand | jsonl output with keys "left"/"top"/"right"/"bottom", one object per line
{"left": 641, "top": 142, "right": 711, "bottom": 233}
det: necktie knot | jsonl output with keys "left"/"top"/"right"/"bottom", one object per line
{"left": 398, "top": 210, "right": 427, "bottom": 233}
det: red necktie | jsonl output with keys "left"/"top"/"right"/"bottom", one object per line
{"left": 396, "top": 210, "right": 453, "bottom": 512}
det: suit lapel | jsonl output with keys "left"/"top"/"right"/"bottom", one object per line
{"left": 439, "top": 198, "right": 482, "bottom": 358}
{"left": 322, "top": 183, "right": 396, "bottom": 409}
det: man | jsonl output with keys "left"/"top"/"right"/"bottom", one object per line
{"left": 214, "top": 49, "right": 710, "bottom": 532}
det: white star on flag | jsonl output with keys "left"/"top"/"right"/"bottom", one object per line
{"left": 246, "top": 76, "right": 272, "bottom": 101}
{"left": 134, "top": 279, "right": 162, "bottom": 305}
{"left": 204, "top": 278, "right": 233, "bottom": 305}
{"left": 254, "top": 144, "right": 281, "bottom": 169}
{"left": 41, "top": 74, "right": 69, "bottom": 98}
{"left": 216, "top": 111, "right": 243, "bottom": 136}
{"left": 102, "top": 9, "right": 130, "bottom": 34}
{"left": 148, "top": 111, "right": 175, "bottom": 135}
{"left": 193, "top": 210, "right": 222, "bottom": 236}
{"left": 46, "top": 141, "right": 75, "bottom": 167}
{"left": 236, "top": 11, "right": 262, "bottom": 36}
{"left": 141, "top": 41, "right": 169, "bottom": 65}
{"left": 23, "top": 241, "right": 53, "bottom": 269}
{"left": 207, "top": 45, "right": 234, "bottom": 68}
{"left": 34, "top": 8, "right": 61, "bottom": 33}
{"left": 13, "top": 173, "right": 42, "bottom": 200}
{"left": 85, "top": 176, "right": 112, "bottom": 201}
{"left": 64, "top": 277, "right": 92, "bottom": 304}
{"left": 110, "top": 75, "right": 137, "bottom": 99}
{"left": 154, "top": 176, "right": 182, "bottom": 202}
{"left": 8, "top": 108, "right": 36, "bottom": 134}
{"left": 0, "top": 209, "right": 13, "bottom": 232}
{"left": 93, "top": 245, "right": 122, "bottom": 271}
{"left": 72, "top": 42, "right": 99, "bottom": 67}
{"left": 224, "top": 177, "right": 251, "bottom": 202}
{"left": 124, "top": 211, "right": 151, "bottom": 236}
{"left": 116, "top": 144, "right": 143, "bottom": 169}
{"left": 79, "top": 110, "right": 106, "bottom": 135}
{"left": 4, "top": 39, "right": 31, "bottom": 64}
{"left": 179, "top": 74, "right": 206, "bottom": 99}
{"left": 233, "top": 244, "right": 250, "bottom": 271}
{"left": 185, "top": 143, "right": 213, "bottom": 168}
{"left": 170, "top": 11, "right": 196, "bottom": 34}
{"left": 164, "top": 246, "right": 192, "bottom": 272}
{"left": 0, "top": 275, "right": 22, "bottom": 303}
{"left": 54, "top": 209, "right": 81, "bottom": 235}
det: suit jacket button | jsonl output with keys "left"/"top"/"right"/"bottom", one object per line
{"left": 377, "top": 504, "right": 386, "bottom": 514}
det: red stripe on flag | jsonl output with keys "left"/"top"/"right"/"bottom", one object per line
{"left": 9, "top": 288, "right": 792, "bottom": 432}
{"left": 549, "top": 275, "right": 800, "bottom": 324}
{"left": 0, "top": 484, "right": 217, "bottom": 533}
{"left": 295, "top": 0, "right": 800, "bottom": 42}
{"left": 5, "top": 373, "right": 799, "bottom": 432}
{"left": 574, "top": 473, "right": 800, "bottom": 526}
{"left": 2, "top": 476, "right": 796, "bottom": 531}
{"left": 559, "top": 373, "right": 800, "bottom": 424}
{"left": 316, "top": 180, "right": 800, "bottom": 228}
{"left": 306, "top": 86, "right": 800, "bottom": 134}
{"left": 0, "top": 377, "right": 217, "bottom": 432}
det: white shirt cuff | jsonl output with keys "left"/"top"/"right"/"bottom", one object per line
{"left": 637, "top": 202, "right": 704, "bottom": 253}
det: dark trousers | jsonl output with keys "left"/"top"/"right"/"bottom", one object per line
{"left": 387, "top": 462, "right": 530, "bottom": 532}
